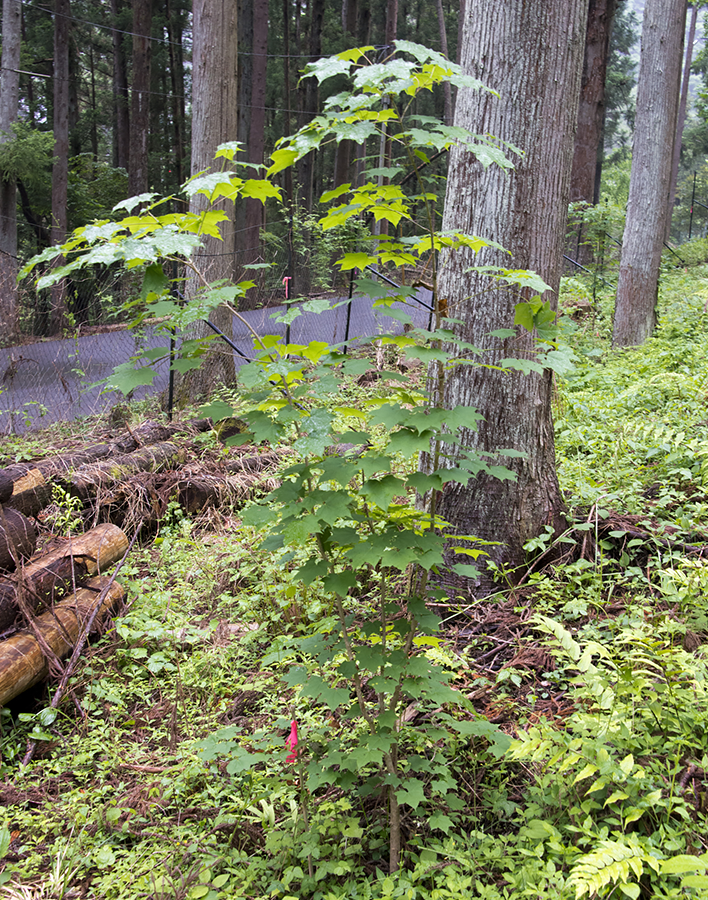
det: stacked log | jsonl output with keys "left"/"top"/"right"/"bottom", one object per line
{"left": 0, "top": 524, "right": 128, "bottom": 633}
{"left": 0, "top": 576, "right": 125, "bottom": 706}
{"left": 69, "top": 442, "right": 182, "bottom": 501}
{"left": 3, "top": 418, "right": 210, "bottom": 518}
{"left": 0, "top": 509, "right": 36, "bottom": 571}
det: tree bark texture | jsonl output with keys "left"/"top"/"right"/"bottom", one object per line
{"left": 0, "top": 524, "right": 128, "bottom": 633}
{"left": 666, "top": 0, "right": 696, "bottom": 241}
{"left": 613, "top": 0, "right": 686, "bottom": 348}
{"left": 0, "top": 576, "right": 125, "bottom": 706}
{"left": 128, "top": 0, "right": 152, "bottom": 196}
{"left": 0, "top": 509, "right": 36, "bottom": 572}
{"left": 0, "top": 0, "right": 21, "bottom": 338}
{"left": 434, "top": 0, "right": 587, "bottom": 592}
{"left": 179, "top": 0, "right": 239, "bottom": 401}
{"left": 235, "top": 0, "right": 268, "bottom": 290}
{"left": 570, "top": 0, "right": 617, "bottom": 206}
{"left": 50, "top": 0, "right": 70, "bottom": 335}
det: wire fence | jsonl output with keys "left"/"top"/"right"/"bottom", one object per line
{"left": 0, "top": 260, "right": 432, "bottom": 434}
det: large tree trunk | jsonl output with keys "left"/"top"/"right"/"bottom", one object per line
{"left": 613, "top": 0, "right": 686, "bottom": 348}
{"left": 570, "top": 0, "right": 617, "bottom": 207}
{"left": 433, "top": 0, "right": 587, "bottom": 594}
{"left": 666, "top": 0, "right": 697, "bottom": 242}
{"left": 50, "top": 0, "right": 70, "bottom": 335}
{"left": 0, "top": 0, "right": 21, "bottom": 339}
{"left": 128, "top": 0, "right": 152, "bottom": 196}
{"left": 178, "top": 0, "right": 239, "bottom": 402}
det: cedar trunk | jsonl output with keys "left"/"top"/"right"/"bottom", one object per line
{"left": 666, "top": 1, "right": 697, "bottom": 241}
{"left": 570, "top": 0, "right": 617, "bottom": 206}
{"left": 178, "top": 0, "right": 239, "bottom": 401}
{"left": 0, "top": 0, "right": 21, "bottom": 338}
{"left": 50, "top": 0, "right": 70, "bottom": 335}
{"left": 111, "top": 0, "right": 130, "bottom": 171}
{"left": 434, "top": 0, "right": 587, "bottom": 592}
{"left": 128, "top": 0, "right": 152, "bottom": 196}
{"left": 613, "top": 0, "right": 686, "bottom": 348}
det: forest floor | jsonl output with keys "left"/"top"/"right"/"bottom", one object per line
{"left": 1, "top": 263, "right": 708, "bottom": 899}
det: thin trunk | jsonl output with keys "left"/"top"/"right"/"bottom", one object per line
{"left": 89, "top": 42, "right": 98, "bottom": 162}
{"left": 570, "top": 0, "right": 617, "bottom": 206}
{"left": 0, "top": 0, "right": 21, "bottom": 338}
{"left": 129, "top": 0, "right": 152, "bottom": 197}
{"left": 334, "top": 0, "right": 358, "bottom": 188}
{"left": 433, "top": 0, "right": 587, "bottom": 594}
{"left": 50, "top": 0, "right": 71, "bottom": 335}
{"left": 433, "top": 0, "right": 452, "bottom": 126}
{"left": 112, "top": 0, "right": 130, "bottom": 171}
{"left": 666, "top": 0, "right": 696, "bottom": 242}
{"left": 613, "top": 0, "right": 686, "bottom": 348}
{"left": 244, "top": 0, "right": 268, "bottom": 270}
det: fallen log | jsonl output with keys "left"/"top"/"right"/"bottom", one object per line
{"left": 0, "top": 576, "right": 125, "bottom": 706}
{"left": 0, "top": 523, "right": 128, "bottom": 634}
{"left": 0, "top": 509, "right": 36, "bottom": 571}
{"left": 69, "top": 442, "right": 183, "bottom": 501}
{"left": 0, "top": 471, "right": 13, "bottom": 504}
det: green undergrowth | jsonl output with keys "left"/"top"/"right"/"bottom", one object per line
{"left": 4, "top": 269, "right": 708, "bottom": 897}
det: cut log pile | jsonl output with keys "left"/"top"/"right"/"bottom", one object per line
{"left": 0, "top": 417, "right": 287, "bottom": 707}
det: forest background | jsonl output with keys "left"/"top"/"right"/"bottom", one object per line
{"left": 5, "top": 2, "right": 708, "bottom": 899}
{"left": 0, "top": 0, "right": 687, "bottom": 348}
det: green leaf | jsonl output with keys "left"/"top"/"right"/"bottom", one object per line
{"left": 241, "top": 179, "right": 282, "bottom": 201}
{"left": 428, "top": 812, "right": 454, "bottom": 834}
{"left": 395, "top": 779, "right": 427, "bottom": 810}
{"left": 662, "top": 856, "right": 708, "bottom": 875}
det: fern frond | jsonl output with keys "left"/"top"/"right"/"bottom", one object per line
{"left": 567, "top": 837, "right": 655, "bottom": 899}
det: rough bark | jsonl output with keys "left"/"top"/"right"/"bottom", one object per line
{"left": 128, "top": 0, "right": 152, "bottom": 196}
{"left": 570, "top": 0, "right": 617, "bottom": 206}
{"left": 613, "top": 0, "right": 686, "bottom": 348}
{"left": 178, "top": 0, "right": 239, "bottom": 402}
{"left": 0, "top": 524, "right": 128, "bottom": 633}
{"left": 50, "top": 0, "right": 70, "bottom": 335}
{"left": 433, "top": 0, "right": 587, "bottom": 593}
{"left": 433, "top": 0, "right": 452, "bottom": 126}
{"left": 0, "top": 0, "right": 21, "bottom": 338}
{"left": 666, "top": 0, "right": 696, "bottom": 241}
{"left": 0, "top": 576, "right": 125, "bottom": 706}
{"left": 69, "top": 441, "right": 183, "bottom": 501}
{"left": 0, "top": 509, "right": 36, "bottom": 572}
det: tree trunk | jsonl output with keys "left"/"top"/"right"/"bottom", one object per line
{"left": 0, "top": 0, "right": 21, "bottom": 339}
{"left": 50, "top": 0, "right": 70, "bottom": 335}
{"left": 235, "top": 0, "right": 268, "bottom": 293}
{"left": 433, "top": 0, "right": 452, "bottom": 126}
{"left": 178, "top": 0, "right": 239, "bottom": 402}
{"left": 613, "top": 0, "right": 686, "bottom": 349}
{"left": 111, "top": 0, "right": 130, "bottom": 171}
{"left": 433, "top": 0, "right": 587, "bottom": 594}
{"left": 165, "top": 0, "right": 187, "bottom": 187}
{"left": 128, "top": 0, "right": 152, "bottom": 197}
{"left": 570, "top": 0, "right": 617, "bottom": 206}
{"left": 666, "top": 0, "right": 696, "bottom": 242}
{"left": 0, "top": 576, "right": 125, "bottom": 706}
